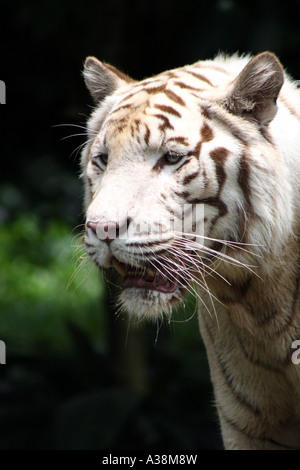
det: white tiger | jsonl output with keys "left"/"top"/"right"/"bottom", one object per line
{"left": 80, "top": 52, "right": 300, "bottom": 450}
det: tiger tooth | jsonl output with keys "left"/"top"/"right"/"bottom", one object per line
{"left": 146, "top": 267, "right": 156, "bottom": 278}
{"left": 112, "top": 258, "right": 127, "bottom": 277}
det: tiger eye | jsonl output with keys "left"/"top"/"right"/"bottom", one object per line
{"left": 94, "top": 153, "right": 108, "bottom": 169}
{"left": 164, "top": 153, "right": 182, "bottom": 164}
{"left": 99, "top": 153, "right": 108, "bottom": 165}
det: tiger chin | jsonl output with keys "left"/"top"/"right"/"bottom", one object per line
{"left": 80, "top": 51, "right": 300, "bottom": 450}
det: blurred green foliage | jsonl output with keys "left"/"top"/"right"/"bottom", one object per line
{"left": 0, "top": 214, "right": 104, "bottom": 352}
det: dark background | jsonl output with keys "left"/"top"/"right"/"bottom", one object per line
{"left": 0, "top": 0, "right": 299, "bottom": 450}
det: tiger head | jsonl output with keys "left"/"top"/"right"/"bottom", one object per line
{"left": 81, "top": 52, "right": 292, "bottom": 320}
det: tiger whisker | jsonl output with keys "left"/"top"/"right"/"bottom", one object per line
{"left": 151, "top": 251, "right": 216, "bottom": 320}
{"left": 161, "top": 248, "right": 225, "bottom": 309}
{"left": 67, "top": 255, "right": 93, "bottom": 290}
{"left": 70, "top": 137, "right": 95, "bottom": 160}
{"left": 172, "top": 232, "right": 258, "bottom": 261}
{"left": 72, "top": 224, "right": 86, "bottom": 233}
{"left": 144, "top": 247, "right": 200, "bottom": 299}
{"left": 173, "top": 235, "right": 261, "bottom": 275}
{"left": 60, "top": 132, "right": 91, "bottom": 141}
{"left": 154, "top": 244, "right": 221, "bottom": 327}
{"left": 173, "top": 230, "right": 265, "bottom": 257}
{"left": 168, "top": 241, "right": 233, "bottom": 285}
{"left": 53, "top": 123, "right": 97, "bottom": 134}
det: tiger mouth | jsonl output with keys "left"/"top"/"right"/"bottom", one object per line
{"left": 111, "top": 257, "right": 180, "bottom": 294}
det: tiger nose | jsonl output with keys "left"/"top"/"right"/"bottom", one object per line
{"left": 86, "top": 220, "right": 120, "bottom": 244}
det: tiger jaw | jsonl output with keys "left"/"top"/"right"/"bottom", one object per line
{"left": 111, "top": 256, "right": 185, "bottom": 318}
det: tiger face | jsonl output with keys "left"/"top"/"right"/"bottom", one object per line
{"left": 81, "top": 52, "right": 291, "bottom": 319}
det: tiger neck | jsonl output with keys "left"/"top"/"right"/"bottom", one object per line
{"left": 205, "top": 234, "right": 300, "bottom": 348}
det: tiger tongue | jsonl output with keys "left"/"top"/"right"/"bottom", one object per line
{"left": 111, "top": 258, "right": 178, "bottom": 293}
{"left": 123, "top": 270, "right": 178, "bottom": 293}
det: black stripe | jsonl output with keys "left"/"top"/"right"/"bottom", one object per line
{"left": 153, "top": 113, "right": 174, "bottom": 131}
{"left": 276, "top": 262, "right": 300, "bottom": 336}
{"left": 183, "top": 171, "right": 200, "bottom": 185}
{"left": 219, "top": 407, "right": 300, "bottom": 449}
{"left": 174, "top": 81, "right": 204, "bottom": 91}
{"left": 154, "top": 104, "right": 181, "bottom": 117}
{"left": 234, "top": 329, "right": 286, "bottom": 372}
{"left": 174, "top": 158, "right": 191, "bottom": 172}
{"left": 85, "top": 242, "right": 95, "bottom": 248}
{"left": 167, "top": 136, "right": 189, "bottom": 146}
{"left": 91, "top": 160, "right": 102, "bottom": 170}
{"left": 126, "top": 239, "right": 171, "bottom": 248}
{"left": 217, "top": 353, "right": 261, "bottom": 417}
{"left": 174, "top": 190, "right": 190, "bottom": 200}
{"left": 188, "top": 196, "right": 228, "bottom": 218}
{"left": 164, "top": 89, "right": 186, "bottom": 106}
{"left": 201, "top": 104, "right": 249, "bottom": 146}
{"left": 185, "top": 70, "right": 214, "bottom": 86}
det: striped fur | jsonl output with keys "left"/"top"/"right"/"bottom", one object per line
{"left": 81, "top": 52, "right": 300, "bottom": 449}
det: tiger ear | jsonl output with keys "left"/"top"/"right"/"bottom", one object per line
{"left": 83, "top": 56, "right": 135, "bottom": 103}
{"left": 222, "top": 52, "right": 284, "bottom": 126}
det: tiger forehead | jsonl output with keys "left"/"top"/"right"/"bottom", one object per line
{"left": 119, "top": 63, "right": 215, "bottom": 98}
{"left": 102, "top": 103, "right": 210, "bottom": 153}
{"left": 111, "top": 84, "right": 187, "bottom": 118}
{"left": 102, "top": 91, "right": 209, "bottom": 150}
{"left": 110, "top": 62, "right": 218, "bottom": 115}
{"left": 97, "top": 64, "right": 227, "bottom": 152}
